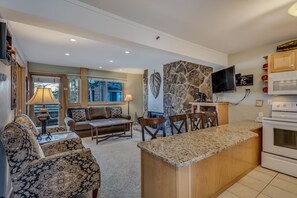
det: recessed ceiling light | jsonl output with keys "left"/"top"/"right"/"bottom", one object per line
{"left": 109, "top": 60, "right": 114, "bottom": 63}
{"left": 288, "top": 2, "right": 297, "bottom": 16}
{"left": 119, "top": 69, "right": 123, "bottom": 71}
{"left": 65, "top": 53, "right": 70, "bottom": 56}
{"left": 99, "top": 66, "right": 103, "bottom": 69}
{"left": 125, "top": 50, "right": 130, "bottom": 54}
{"left": 70, "top": 38, "right": 76, "bottom": 42}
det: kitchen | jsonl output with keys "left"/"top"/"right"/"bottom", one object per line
{"left": 139, "top": 43, "right": 297, "bottom": 197}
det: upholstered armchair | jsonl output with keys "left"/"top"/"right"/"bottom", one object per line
{"left": 0, "top": 122, "right": 100, "bottom": 198}
{"left": 14, "top": 114, "right": 71, "bottom": 136}
{"left": 14, "top": 114, "right": 41, "bottom": 136}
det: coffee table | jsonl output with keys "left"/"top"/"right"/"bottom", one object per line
{"left": 89, "top": 119, "right": 134, "bottom": 144}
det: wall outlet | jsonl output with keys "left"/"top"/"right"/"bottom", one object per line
{"left": 258, "top": 112, "right": 263, "bottom": 117}
{"left": 267, "top": 100, "right": 272, "bottom": 105}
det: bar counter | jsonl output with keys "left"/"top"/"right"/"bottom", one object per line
{"left": 138, "top": 120, "right": 262, "bottom": 198}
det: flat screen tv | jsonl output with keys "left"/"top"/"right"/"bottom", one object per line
{"left": 0, "top": 21, "right": 6, "bottom": 60}
{"left": 211, "top": 66, "right": 236, "bottom": 93}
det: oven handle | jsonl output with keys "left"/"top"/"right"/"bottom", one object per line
{"left": 263, "top": 120, "right": 297, "bottom": 127}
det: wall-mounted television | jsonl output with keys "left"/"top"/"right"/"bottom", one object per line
{"left": 0, "top": 21, "right": 7, "bottom": 60}
{"left": 211, "top": 66, "right": 236, "bottom": 93}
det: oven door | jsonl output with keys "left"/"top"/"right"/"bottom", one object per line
{"left": 263, "top": 120, "right": 297, "bottom": 160}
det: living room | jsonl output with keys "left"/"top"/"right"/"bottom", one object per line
{"left": 1, "top": 0, "right": 297, "bottom": 198}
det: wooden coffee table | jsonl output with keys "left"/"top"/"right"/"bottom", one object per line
{"left": 89, "top": 119, "right": 134, "bottom": 144}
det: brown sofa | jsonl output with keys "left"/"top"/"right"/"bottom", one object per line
{"left": 64, "top": 106, "right": 131, "bottom": 137}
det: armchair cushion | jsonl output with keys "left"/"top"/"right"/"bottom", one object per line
{"left": 41, "top": 136, "right": 84, "bottom": 156}
{"left": 1, "top": 122, "right": 45, "bottom": 179}
{"left": 14, "top": 114, "right": 40, "bottom": 136}
{"left": 13, "top": 149, "right": 100, "bottom": 198}
{"left": 46, "top": 126, "right": 67, "bottom": 133}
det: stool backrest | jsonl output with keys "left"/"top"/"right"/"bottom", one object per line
{"left": 169, "top": 114, "right": 188, "bottom": 134}
{"left": 140, "top": 118, "right": 165, "bottom": 141}
{"left": 204, "top": 111, "right": 218, "bottom": 128}
{"left": 188, "top": 113, "right": 204, "bottom": 131}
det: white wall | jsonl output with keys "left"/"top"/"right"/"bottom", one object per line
{"left": 147, "top": 65, "right": 164, "bottom": 113}
{"left": 0, "top": 61, "right": 15, "bottom": 197}
{"left": 125, "top": 73, "right": 144, "bottom": 119}
{"left": 219, "top": 39, "right": 297, "bottom": 122}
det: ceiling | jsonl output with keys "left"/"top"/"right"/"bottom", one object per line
{"left": 9, "top": 21, "right": 182, "bottom": 74}
{"left": 3, "top": 0, "right": 297, "bottom": 74}
{"left": 80, "top": 0, "right": 297, "bottom": 54}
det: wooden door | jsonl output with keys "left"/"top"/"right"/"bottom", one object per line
{"left": 269, "top": 51, "right": 296, "bottom": 73}
{"left": 16, "top": 65, "right": 26, "bottom": 114}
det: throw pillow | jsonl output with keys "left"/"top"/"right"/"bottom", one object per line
{"left": 72, "top": 109, "right": 87, "bottom": 122}
{"left": 111, "top": 107, "right": 122, "bottom": 118}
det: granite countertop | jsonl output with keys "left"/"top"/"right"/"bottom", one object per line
{"left": 137, "top": 120, "right": 262, "bottom": 167}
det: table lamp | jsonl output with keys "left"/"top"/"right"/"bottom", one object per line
{"left": 27, "top": 87, "right": 59, "bottom": 139}
{"left": 124, "top": 94, "right": 133, "bottom": 115}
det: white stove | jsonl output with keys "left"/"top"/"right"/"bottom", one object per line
{"left": 262, "top": 102, "right": 297, "bottom": 177}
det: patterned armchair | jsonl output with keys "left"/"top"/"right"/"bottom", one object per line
{"left": 14, "top": 114, "right": 71, "bottom": 136}
{"left": 0, "top": 122, "right": 100, "bottom": 198}
{"left": 14, "top": 114, "right": 40, "bottom": 136}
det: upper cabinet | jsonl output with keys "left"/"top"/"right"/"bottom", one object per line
{"left": 268, "top": 50, "right": 297, "bottom": 73}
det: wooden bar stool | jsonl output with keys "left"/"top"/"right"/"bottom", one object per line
{"left": 188, "top": 112, "right": 204, "bottom": 131}
{"left": 140, "top": 117, "right": 166, "bottom": 141}
{"left": 204, "top": 111, "right": 219, "bottom": 128}
{"left": 169, "top": 114, "right": 188, "bottom": 134}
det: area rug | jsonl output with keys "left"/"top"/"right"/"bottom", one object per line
{"left": 81, "top": 130, "right": 145, "bottom": 198}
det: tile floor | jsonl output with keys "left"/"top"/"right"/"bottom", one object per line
{"left": 218, "top": 166, "right": 297, "bottom": 198}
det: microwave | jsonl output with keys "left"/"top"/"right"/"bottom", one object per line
{"left": 268, "top": 71, "right": 297, "bottom": 95}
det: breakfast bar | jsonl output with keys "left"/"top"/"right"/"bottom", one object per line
{"left": 137, "top": 121, "right": 262, "bottom": 198}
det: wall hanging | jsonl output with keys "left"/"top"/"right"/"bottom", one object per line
{"left": 150, "top": 71, "right": 161, "bottom": 99}
{"left": 11, "top": 61, "right": 17, "bottom": 110}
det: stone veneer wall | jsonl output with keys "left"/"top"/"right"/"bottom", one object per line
{"left": 163, "top": 61, "right": 213, "bottom": 115}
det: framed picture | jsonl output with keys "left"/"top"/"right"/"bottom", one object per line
{"left": 11, "top": 61, "right": 17, "bottom": 110}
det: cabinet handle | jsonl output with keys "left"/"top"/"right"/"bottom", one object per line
{"left": 290, "top": 64, "right": 295, "bottom": 67}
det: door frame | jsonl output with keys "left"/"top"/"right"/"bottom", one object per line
{"left": 29, "top": 72, "right": 67, "bottom": 126}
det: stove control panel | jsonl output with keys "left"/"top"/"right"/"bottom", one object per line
{"left": 272, "top": 102, "right": 297, "bottom": 112}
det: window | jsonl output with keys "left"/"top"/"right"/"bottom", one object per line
{"left": 88, "top": 79, "right": 107, "bottom": 102}
{"left": 88, "top": 79, "right": 124, "bottom": 103}
{"left": 108, "top": 81, "right": 123, "bottom": 102}
{"left": 69, "top": 78, "right": 80, "bottom": 103}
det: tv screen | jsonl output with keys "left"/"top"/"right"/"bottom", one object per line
{"left": 0, "top": 21, "right": 6, "bottom": 60}
{"left": 211, "top": 66, "right": 236, "bottom": 93}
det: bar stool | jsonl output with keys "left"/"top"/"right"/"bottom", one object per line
{"left": 140, "top": 117, "right": 166, "bottom": 141}
{"left": 169, "top": 114, "right": 188, "bottom": 134}
{"left": 188, "top": 112, "right": 204, "bottom": 131}
{"left": 204, "top": 111, "right": 219, "bottom": 128}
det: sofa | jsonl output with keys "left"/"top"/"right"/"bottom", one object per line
{"left": 64, "top": 106, "right": 131, "bottom": 137}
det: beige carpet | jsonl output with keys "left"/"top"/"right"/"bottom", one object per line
{"left": 81, "top": 129, "right": 145, "bottom": 198}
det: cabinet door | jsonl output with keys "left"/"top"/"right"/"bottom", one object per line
{"left": 269, "top": 51, "right": 296, "bottom": 73}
